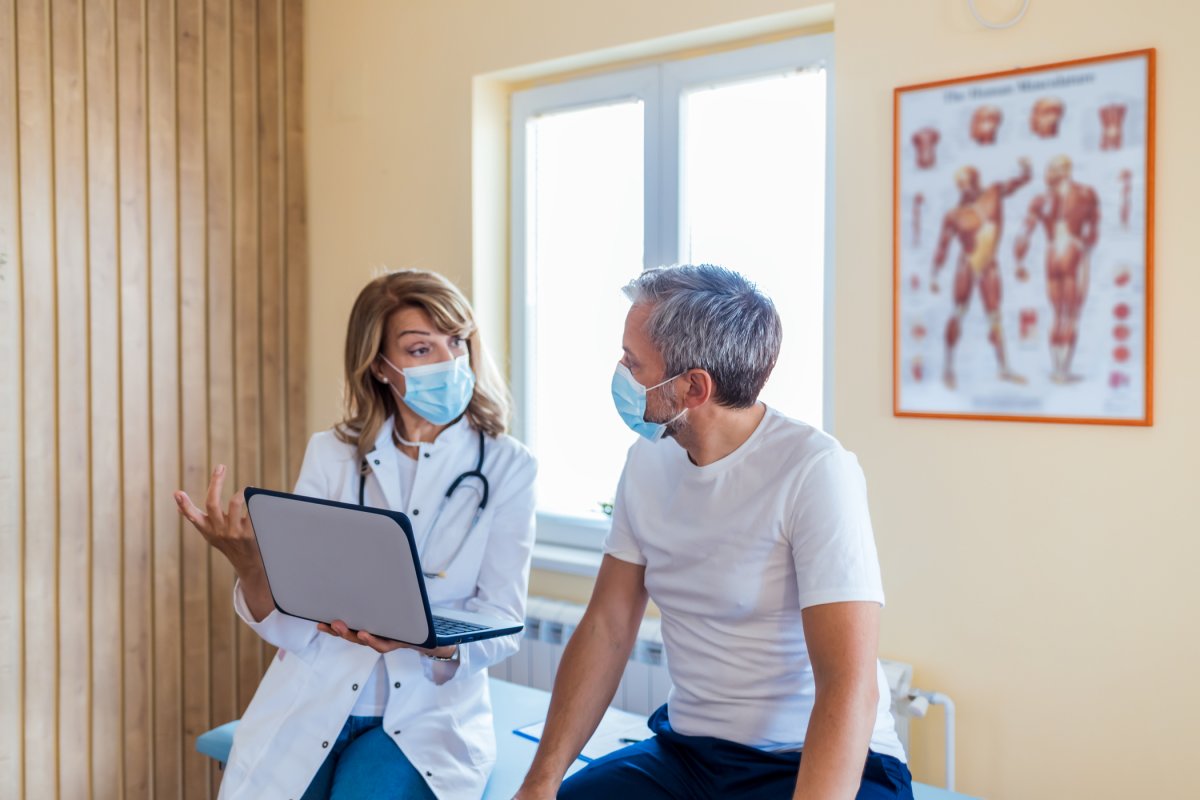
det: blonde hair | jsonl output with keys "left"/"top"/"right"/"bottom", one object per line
{"left": 336, "top": 269, "right": 511, "bottom": 462}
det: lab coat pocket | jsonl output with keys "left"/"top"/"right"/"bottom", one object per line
{"left": 457, "top": 716, "right": 495, "bottom": 767}
{"left": 436, "top": 673, "right": 495, "bottom": 766}
{"left": 227, "top": 648, "right": 314, "bottom": 772}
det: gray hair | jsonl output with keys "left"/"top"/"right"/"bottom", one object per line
{"left": 623, "top": 265, "right": 782, "bottom": 409}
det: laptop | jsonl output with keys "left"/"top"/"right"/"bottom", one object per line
{"left": 244, "top": 487, "right": 523, "bottom": 648}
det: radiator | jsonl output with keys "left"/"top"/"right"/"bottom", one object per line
{"left": 491, "top": 596, "right": 915, "bottom": 754}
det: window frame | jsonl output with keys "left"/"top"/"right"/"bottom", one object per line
{"left": 510, "top": 34, "right": 836, "bottom": 550}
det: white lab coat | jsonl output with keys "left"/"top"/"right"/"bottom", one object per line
{"left": 218, "top": 416, "right": 537, "bottom": 800}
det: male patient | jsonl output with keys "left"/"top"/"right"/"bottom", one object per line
{"left": 515, "top": 265, "right": 911, "bottom": 800}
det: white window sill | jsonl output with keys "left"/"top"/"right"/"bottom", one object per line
{"left": 531, "top": 541, "right": 603, "bottom": 577}
{"left": 530, "top": 510, "right": 609, "bottom": 577}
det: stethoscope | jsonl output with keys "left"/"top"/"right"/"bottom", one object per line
{"left": 359, "top": 428, "right": 489, "bottom": 579}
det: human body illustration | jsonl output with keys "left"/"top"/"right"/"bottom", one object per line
{"left": 1014, "top": 155, "right": 1101, "bottom": 383}
{"left": 931, "top": 159, "right": 1032, "bottom": 389}
{"left": 1119, "top": 169, "right": 1132, "bottom": 228}
{"left": 913, "top": 192, "right": 925, "bottom": 247}
{"left": 912, "top": 126, "right": 940, "bottom": 169}
{"left": 1031, "top": 97, "right": 1065, "bottom": 138}
{"left": 970, "top": 105, "right": 1002, "bottom": 144}
{"left": 1099, "top": 103, "right": 1127, "bottom": 150}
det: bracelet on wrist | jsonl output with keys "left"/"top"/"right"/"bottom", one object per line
{"left": 428, "top": 646, "right": 459, "bottom": 662}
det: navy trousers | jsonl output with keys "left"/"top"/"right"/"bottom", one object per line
{"left": 559, "top": 704, "right": 914, "bottom": 800}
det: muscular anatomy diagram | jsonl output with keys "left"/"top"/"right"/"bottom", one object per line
{"left": 931, "top": 159, "right": 1033, "bottom": 389}
{"left": 1119, "top": 169, "right": 1132, "bottom": 228}
{"left": 970, "top": 105, "right": 1003, "bottom": 144}
{"left": 913, "top": 192, "right": 925, "bottom": 248}
{"left": 1099, "top": 103, "right": 1127, "bottom": 150}
{"left": 913, "top": 127, "right": 940, "bottom": 169}
{"left": 1030, "top": 97, "right": 1065, "bottom": 138}
{"left": 1014, "top": 155, "right": 1100, "bottom": 383}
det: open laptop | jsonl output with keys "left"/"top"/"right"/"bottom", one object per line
{"left": 244, "top": 487, "right": 523, "bottom": 648}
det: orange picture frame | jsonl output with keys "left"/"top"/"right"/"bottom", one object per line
{"left": 893, "top": 49, "right": 1154, "bottom": 425}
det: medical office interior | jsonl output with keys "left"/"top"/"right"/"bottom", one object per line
{"left": 0, "top": 0, "right": 1195, "bottom": 798}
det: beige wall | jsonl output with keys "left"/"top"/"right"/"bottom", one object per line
{"left": 837, "top": 2, "right": 1198, "bottom": 798}
{"left": 305, "top": 1, "right": 1198, "bottom": 798}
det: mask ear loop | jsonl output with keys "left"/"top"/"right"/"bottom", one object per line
{"left": 374, "top": 356, "right": 419, "bottom": 444}
{"left": 647, "top": 371, "right": 690, "bottom": 439}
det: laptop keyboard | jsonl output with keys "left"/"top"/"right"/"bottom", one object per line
{"left": 432, "top": 616, "right": 489, "bottom": 637}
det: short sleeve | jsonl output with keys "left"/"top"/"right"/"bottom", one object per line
{"left": 787, "top": 448, "right": 885, "bottom": 610}
{"left": 602, "top": 464, "right": 646, "bottom": 566}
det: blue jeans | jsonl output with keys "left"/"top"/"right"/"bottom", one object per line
{"left": 300, "top": 716, "right": 436, "bottom": 800}
{"left": 559, "top": 704, "right": 914, "bottom": 800}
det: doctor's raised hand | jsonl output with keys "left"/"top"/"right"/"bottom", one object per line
{"left": 173, "top": 465, "right": 275, "bottom": 623}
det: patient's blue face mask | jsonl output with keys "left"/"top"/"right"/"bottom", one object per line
{"left": 380, "top": 353, "right": 475, "bottom": 426}
{"left": 611, "top": 362, "right": 686, "bottom": 442}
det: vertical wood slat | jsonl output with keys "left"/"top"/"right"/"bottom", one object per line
{"left": 231, "top": 0, "right": 262, "bottom": 709}
{"left": 204, "top": 0, "right": 237, "bottom": 757}
{"left": 282, "top": 0, "right": 306, "bottom": 488}
{"left": 177, "top": 0, "right": 211, "bottom": 796}
{"left": 116, "top": 0, "right": 153, "bottom": 796}
{"left": 50, "top": 1, "right": 91, "bottom": 797}
{"left": 147, "top": 0, "right": 182, "bottom": 796}
{"left": 16, "top": 0, "right": 60, "bottom": 796}
{"left": 0, "top": 1, "right": 25, "bottom": 799}
{"left": 84, "top": 0, "right": 122, "bottom": 797}
{"left": 257, "top": 0, "right": 283, "bottom": 668}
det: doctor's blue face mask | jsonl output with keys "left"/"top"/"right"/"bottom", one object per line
{"left": 380, "top": 353, "right": 475, "bottom": 426}
{"left": 611, "top": 362, "right": 686, "bottom": 442}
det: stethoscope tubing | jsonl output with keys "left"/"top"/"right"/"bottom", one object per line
{"left": 358, "top": 428, "right": 489, "bottom": 578}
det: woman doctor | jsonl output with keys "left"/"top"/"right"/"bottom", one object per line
{"left": 174, "top": 270, "right": 537, "bottom": 800}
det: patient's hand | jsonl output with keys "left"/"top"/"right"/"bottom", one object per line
{"left": 319, "top": 619, "right": 457, "bottom": 660}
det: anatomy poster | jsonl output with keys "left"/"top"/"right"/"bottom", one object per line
{"left": 893, "top": 50, "right": 1154, "bottom": 425}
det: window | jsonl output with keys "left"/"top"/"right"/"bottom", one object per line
{"left": 511, "top": 35, "right": 833, "bottom": 548}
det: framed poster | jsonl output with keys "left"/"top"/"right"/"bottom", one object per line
{"left": 893, "top": 49, "right": 1154, "bottom": 425}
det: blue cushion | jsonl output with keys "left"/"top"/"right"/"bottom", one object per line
{"left": 195, "top": 720, "right": 238, "bottom": 764}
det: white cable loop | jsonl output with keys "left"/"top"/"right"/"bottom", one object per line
{"left": 966, "top": 0, "right": 1030, "bottom": 29}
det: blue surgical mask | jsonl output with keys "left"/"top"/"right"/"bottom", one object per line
{"left": 381, "top": 353, "right": 475, "bottom": 425}
{"left": 611, "top": 362, "right": 685, "bottom": 441}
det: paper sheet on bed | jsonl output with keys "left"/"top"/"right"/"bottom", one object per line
{"left": 513, "top": 706, "right": 651, "bottom": 762}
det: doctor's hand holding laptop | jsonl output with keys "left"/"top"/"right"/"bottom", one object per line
{"left": 173, "top": 465, "right": 521, "bottom": 658}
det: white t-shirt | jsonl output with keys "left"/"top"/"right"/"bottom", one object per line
{"left": 603, "top": 406, "right": 906, "bottom": 761}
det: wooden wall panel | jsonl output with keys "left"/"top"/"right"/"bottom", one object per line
{"left": 0, "top": 1, "right": 25, "bottom": 798}
{"left": 283, "top": 0, "right": 307, "bottom": 487}
{"left": 176, "top": 0, "right": 211, "bottom": 795}
{"left": 84, "top": 1, "right": 123, "bottom": 797}
{"left": 231, "top": 0, "right": 262, "bottom": 711}
{"left": 147, "top": 0, "right": 182, "bottom": 796}
{"left": 257, "top": 0, "right": 283, "bottom": 670}
{"left": 50, "top": 1, "right": 92, "bottom": 797}
{"left": 115, "top": 0, "right": 153, "bottom": 794}
{"left": 17, "top": 0, "right": 60, "bottom": 795}
{"left": 0, "top": 1, "right": 307, "bottom": 797}
{"left": 204, "top": 0, "right": 237, "bottom": 757}
{"left": 258, "top": 0, "right": 284, "bottom": 562}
